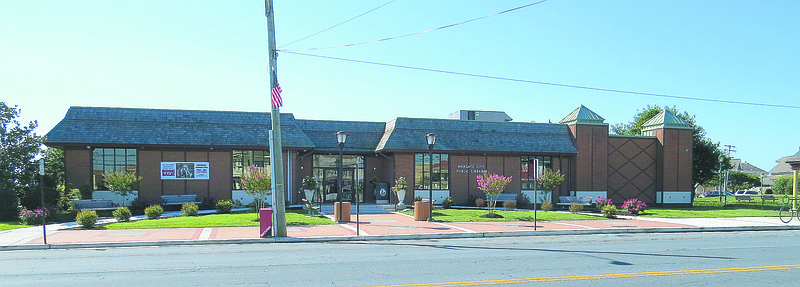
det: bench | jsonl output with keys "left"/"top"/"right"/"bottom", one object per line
{"left": 557, "top": 196, "right": 594, "bottom": 207}
{"left": 161, "top": 194, "right": 201, "bottom": 206}
{"left": 301, "top": 199, "right": 320, "bottom": 216}
{"left": 74, "top": 199, "right": 116, "bottom": 211}
{"left": 486, "top": 193, "right": 517, "bottom": 203}
{"left": 760, "top": 195, "right": 777, "bottom": 204}
{"left": 735, "top": 195, "right": 753, "bottom": 201}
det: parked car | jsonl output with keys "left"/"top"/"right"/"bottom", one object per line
{"left": 734, "top": 190, "right": 759, "bottom": 196}
{"left": 699, "top": 191, "right": 734, "bottom": 198}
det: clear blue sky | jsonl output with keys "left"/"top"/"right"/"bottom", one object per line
{"left": 2, "top": 0, "right": 798, "bottom": 173}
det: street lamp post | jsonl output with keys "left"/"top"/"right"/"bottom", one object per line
{"left": 760, "top": 172, "right": 764, "bottom": 194}
{"left": 426, "top": 133, "right": 436, "bottom": 221}
{"left": 336, "top": 131, "right": 347, "bottom": 223}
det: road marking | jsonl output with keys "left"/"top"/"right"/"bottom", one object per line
{"left": 367, "top": 264, "right": 800, "bottom": 287}
{"left": 434, "top": 222, "right": 476, "bottom": 233}
{"left": 547, "top": 221, "right": 597, "bottom": 229}
{"left": 198, "top": 228, "right": 212, "bottom": 240}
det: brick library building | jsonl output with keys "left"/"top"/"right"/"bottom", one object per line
{"left": 45, "top": 105, "right": 693, "bottom": 207}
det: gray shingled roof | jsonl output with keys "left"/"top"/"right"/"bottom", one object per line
{"left": 295, "top": 120, "right": 386, "bottom": 153}
{"left": 45, "top": 106, "right": 314, "bottom": 148}
{"left": 376, "top": 117, "right": 578, "bottom": 154}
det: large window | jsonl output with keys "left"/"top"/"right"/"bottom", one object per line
{"left": 232, "top": 150, "right": 270, "bottom": 190}
{"left": 92, "top": 148, "right": 137, "bottom": 190}
{"left": 415, "top": 153, "right": 449, "bottom": 190}
{"left": 520, "top": 156, "right": 552, "bottom": 190}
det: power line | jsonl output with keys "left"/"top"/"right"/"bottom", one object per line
{"left": 281, "top": 51, "right": 800, "bottom": 109}
{"left": 280, "top": 0, "right": 550, "bottom": 52}
{"left": 279, "top": 0, "right": 397, "bottom": 49}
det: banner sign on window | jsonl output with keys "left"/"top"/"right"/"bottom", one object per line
{"left": 160, "top": 162, "right": 210, "bottom": 180}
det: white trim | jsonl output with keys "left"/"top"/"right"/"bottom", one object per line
{"left": 572, "top": 191, "right": 607, "bottom": 201}
{"left": 92, "top": 190, "right": 138, "bottom": 206}
{"left": 414, "top": 190, "right": 450, "bottom": 204}
{"left": 657, "top": 191, "right": 692, "bottom": 204}
{"left": 521, "top": 190, "right": 552, "bottom": 204}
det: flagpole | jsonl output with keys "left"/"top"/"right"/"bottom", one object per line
{"left": 266, "top": 0, "right": 287, "bottom": 237}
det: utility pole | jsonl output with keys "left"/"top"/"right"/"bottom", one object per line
{"left": 723, "top": 144, "right": 736, "bottom": 203}
{"left": 265, "top": 0, "right": 287, "bottom": 237}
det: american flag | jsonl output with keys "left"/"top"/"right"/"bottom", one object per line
{"left": 271, "top": 71, "right": 283, "bottom": 108}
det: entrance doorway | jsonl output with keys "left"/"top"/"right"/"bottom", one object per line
{"left": 313, "top": 155, "right": 364, "bottom": 203}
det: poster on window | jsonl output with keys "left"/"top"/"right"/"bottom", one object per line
{"left": 160, "top": 162, "right": 209, "bottom": 180}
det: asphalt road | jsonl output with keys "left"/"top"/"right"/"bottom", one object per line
{"left": 2, "top": 231, "right": 799, "bottom": 286}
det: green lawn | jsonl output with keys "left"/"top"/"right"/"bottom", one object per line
{"left": 0, "top": 222, "right": 31, "bottom": 231}
{"left": 105, "top": 210, "right": 334, "bottom": 229}
{"left": 638, "top": 197, "right": 783, "bottom": 218}
{"left": 402, "top": 208, "right": 600, "bottom": 222}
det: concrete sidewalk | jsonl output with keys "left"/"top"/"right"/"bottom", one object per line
{"left": 3, "top": 211, "right": 800, "bottom": 251}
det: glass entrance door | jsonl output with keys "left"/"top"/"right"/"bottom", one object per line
{"left": 313, "top": 154, "right": 365, "bottom": 203}
{"left": 320, "top": 167, "right": 355, "bottom": 202}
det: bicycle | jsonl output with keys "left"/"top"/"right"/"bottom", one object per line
{"left": 778, "top": 196, "right": 800, "bottom": 223}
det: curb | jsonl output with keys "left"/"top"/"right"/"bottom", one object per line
{"left": 3, "top": 225, "right": 799, "bottom": 251}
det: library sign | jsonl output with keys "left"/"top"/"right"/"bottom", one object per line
{"left": 161, "top": 162, "right": 210, "bottom": 180}
{"left": 455, "top": 164, "right": 487, "bottom": 174}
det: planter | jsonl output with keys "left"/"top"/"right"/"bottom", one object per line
{"left": 303, "top": 189, "right": 315, "bottom": 203}
{"left": 414, "top": 201, "right": 430, "bottom": 221}
{"left": 395, "top": 188, "right": 407, "bottom": 209}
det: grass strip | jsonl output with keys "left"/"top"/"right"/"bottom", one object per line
{"left": 0, "top": 222, "right": 32, "bottom": 231}
{"left": 104, "top": 210, "right": 334, "bottom": 229}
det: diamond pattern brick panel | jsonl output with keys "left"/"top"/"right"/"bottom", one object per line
{"left": 607, "top": 138, "right": 658, "bottom": 204}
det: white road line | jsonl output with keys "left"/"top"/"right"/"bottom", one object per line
{"left": 434, "top": 222, "right": 477, "bottom": 233}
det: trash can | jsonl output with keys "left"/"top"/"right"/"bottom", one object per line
{"left": 334, "top": 201, "right": 351, "bottom": 222}
{"left": 414, "top": 200, "right": 430, "bottom": 221}
{"left": 372, "top": 181, "right": 390, "bottom": 204}
{"left": 259, "top": 208, "right": 273, "bottom": 238}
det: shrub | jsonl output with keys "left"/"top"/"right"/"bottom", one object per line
{"left": 130, "top": 198, "right": 151, "bottom": 215}
{"left": 216, "top": 200, "right": 234, "bottom": 214}
{"left": 57, "top": 187, "right": 82, "bottom": 212}
{"left": 200, "top": 196, "right": 218, "bottom": 210}
{"left": 503, "top": 200, "right": 517, "bottom": 210}
{"left": 181, "top": 203, "right": 199, "bottom": 216}
{"left": 442, "top": 197, "right": 455, "bottom": 209}
{"left": 76, "top": 183, "right": 94, "bottom": 200}
{"left": 145, "top": 205, "right": 163, "bottom": 219}
{"left": 515, "top": 193, "right": 531, "bottom": 209}
{"left": 540, "top": 200, "right": 553, "bottom": 211}
{"left": 76, "top": 210, "right": 98, "bottom": 228}
{"left": 569, "top": 202, "right": 583, "bottom": 213}
{"left": 601, "top": 204, "right": 618, "bottom": 218}
{"left": 595, "top": 196, "right": 612, "bottom": 207}
{"left": 475, "top": 198, "right": 485, "bottom": 207}
{"left": 19, "top": 207, "right": 49, "bottom": 225}
{"left": 621, "top": 198, "right": 647, "bottom": 215}
{"left": 0, "top": 188, "right": 19, "bottom": 221}
{"left": 112, "top": 206, "right": 132, "bottom": 222}
{"left": 414, "top": 196, "right": 424, "bottom": 202}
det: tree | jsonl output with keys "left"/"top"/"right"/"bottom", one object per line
{"left": 726, "top": 172, "right": 761, "bottom": 191}
{"left": 772, "top": 176, "right": 794, "bottom": 195}
{"left": 476, "top": 172, "right": 513, "bottom": 216}
{"left": 0, "top": 102, "right": 43, "bottom": 220}
{"left": 612, "top": 105, "right": 731, "bottom": 189}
